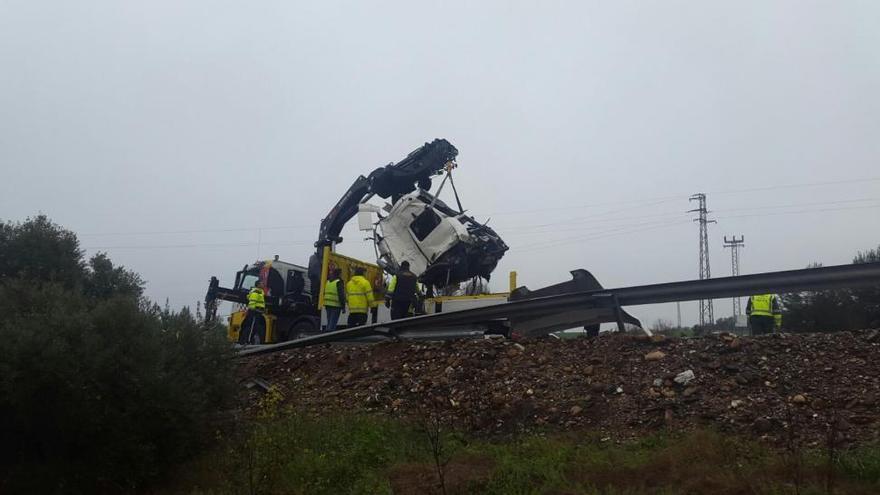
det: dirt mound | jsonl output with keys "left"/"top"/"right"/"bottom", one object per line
{"left": 239, "top": 330, "right": 880, "bottom": 446}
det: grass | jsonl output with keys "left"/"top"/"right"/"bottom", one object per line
{"left": 838, "top": 443, "right": 880, "bottom": 483}
{"left": 168, "top": 395, "right": 880, "bottom": 495}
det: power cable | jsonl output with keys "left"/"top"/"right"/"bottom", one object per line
{"left": 715, "top": 203, "right": 880, "bottom": 221}
{"left": 511, "top": 203, "right": 880, "bottom": 254}
{"left": 515, "top": 221, "right": 692, "bottom": 254}
{"left": 711, "top": 177, "right": 880, "bottom": 196}
{"left": 501, "top": 210, "right": 690, "bottom": 234}
{"left": 513, "top": 218, "right": 693, "bottom": 252}
{"left": 504, "top": 213, "right": 691, "bottom": 237}
{"left": 713, "top": 197, "right": 878, "bottom": 213}
{"left": 479, "top": 176, "right": 880, "bottom": 217}
{"left": 84, "top": 240, "right": 315, "bottom": 250}
{"left": 76, "top": 177, "right": 879, "bottom": 237}
{"left": 84, "top": 203, "right": 880, "bottom": 251}
{"left": 498, "top": 198, "right": 684, "bottom": 231}
{"left": 79, "top": 224, "right": 314, "bottom": 237}
{"left": 499, "top": 197, "right": 878, "bottom": 235}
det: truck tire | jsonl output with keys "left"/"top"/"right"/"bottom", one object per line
{"left": 288, "top": 318, "right": 318, "bottom": 341}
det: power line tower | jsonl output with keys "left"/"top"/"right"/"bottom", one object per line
{"left": 689, "top": 193, "right": 716, "bottom": 326}
{"left": 723, "top": 235, "right": 745, "bottom": 316}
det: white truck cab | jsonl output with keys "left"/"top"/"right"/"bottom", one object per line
{"left": 360, "top": 189, "right": 506, "bottom": 286}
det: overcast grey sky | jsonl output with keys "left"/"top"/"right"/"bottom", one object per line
{"left": 2, "top": 1, "right": 878, "bottom": 327}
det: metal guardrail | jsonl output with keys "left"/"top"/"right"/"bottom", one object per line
{"left": 612, "top": 262, "right": 880, "bottom": 306}
{"left": 238, "top": 262, "right": 880, "bottom": 357}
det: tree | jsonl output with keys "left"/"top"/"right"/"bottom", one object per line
{"left": 781, "top": 246, "right": 880, "bottom": 332}
{"left": 852, "top": 245, "right": 880, "bottom": 328}
{"left": 714, "top": 316, "right": 736, "bottom": 331}
{"left": 0, "top": 216, "right": 145, "bottom": 303}
{"left": 84, "top": 252, "right": 145, "bottom": 300}
{"left": 0, "top": 215, "right": 84, "bottom": 288}
{"left": 0, "top": 215, "right": 235, "bottom": 492}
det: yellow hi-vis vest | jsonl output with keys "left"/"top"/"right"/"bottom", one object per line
{"left": 247, "top": 287, "right": 266, "bottom": 311}
{"left": 346, "top": 275, "right": 374, "bottom": 314}
{"left": 749, "top": 294, "right": 774, "bottom": 317}
{"left": 324, "top": 279, "right": 342, "bottom": 308}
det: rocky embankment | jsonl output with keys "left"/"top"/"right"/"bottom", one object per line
{"left": 240, "top": 330, "right": 880, "bottom": 446}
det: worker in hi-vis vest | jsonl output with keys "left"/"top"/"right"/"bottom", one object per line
{"left": 240, "top": 280, "right": 266, "bottom": 344}
{"left": 323, "top": 268, "right": 346, "bottom": 331}
{"left": 345, "top": 266, "right": 374, "bottom": 327}
{"left": 746, "top": 294, "right": 781, "bottom": 336}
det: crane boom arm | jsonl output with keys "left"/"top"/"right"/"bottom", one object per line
{"left": 315, "top": 138, "right": 458, "bottom": 250}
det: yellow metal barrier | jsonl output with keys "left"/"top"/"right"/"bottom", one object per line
{"left": 318, "top": 247, "right": 384, "bottom": 310}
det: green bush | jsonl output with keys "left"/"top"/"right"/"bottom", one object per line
{"left": 0, "top": 216, "right": 236, "bottom": 493}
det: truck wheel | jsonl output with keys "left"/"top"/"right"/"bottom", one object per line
{"left": 288, "top": 319, "right": 318, "bottom": 341}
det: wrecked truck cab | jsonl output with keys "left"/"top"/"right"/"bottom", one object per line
{"left": 312, "top": 139, "right": 507, "bottom": 292}
{"left": 366, "top": 189, "right": 508, "bottom": 288}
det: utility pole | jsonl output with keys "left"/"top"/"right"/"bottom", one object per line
{"left": 676, "top": 301, "right": 682, "bottom": 329}
{"left": 689, "top": 193, "right": 716, "bottom": 326}
{"left": 256, "top": 228, "right": 262, "bottom": 259}
{"left": 723, "top": 235, "right": 745, "bottom": 316}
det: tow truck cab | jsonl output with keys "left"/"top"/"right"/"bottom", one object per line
{"left": 224, "top": 259, "right": 319, "bottom": 344}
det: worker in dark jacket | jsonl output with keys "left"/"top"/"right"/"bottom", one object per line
{"left": 746, "top": 294, "right": 781, "bottom": 336}
{"left": 240, "top": 281, "right": 267, "bottom": 344}
{"left": 287, "top": 270, "right": 306, "bottom": 303}
{"left": 323, "top": 268, "right": 346, "bottom": 331}
{"left": 386, "top": 261, "right": 419, "bottom": 320}
{"left": 307, "top": 253, "right": 322, "bottom": 307}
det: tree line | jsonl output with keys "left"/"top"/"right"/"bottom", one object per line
{"left": 780, "top": 246, "right": 880, "bottom": 332}
{"left": 0, "top": 216, "right": 235, "bottom": 493}
{"left": 686, "top": 245, "right": 880, "bottom": 334}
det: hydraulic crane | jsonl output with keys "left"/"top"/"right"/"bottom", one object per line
{"left": 308, "top": 138, "right": 508, "bottom": 291}
{"left": 205, "top": 139, "right": 509, "bottom": 343}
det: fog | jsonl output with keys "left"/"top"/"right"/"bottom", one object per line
{"left": 2, "top": 1, "right": 878, "bottom": 327}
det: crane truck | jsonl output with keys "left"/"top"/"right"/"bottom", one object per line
{"left": 205, "top": 139, "right": 510, "bottom": 344}
{"left": 204, "top": 140, "right": 880, "bottom": 351}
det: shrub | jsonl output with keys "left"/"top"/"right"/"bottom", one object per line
{"left": 0, "top": 216, "right": 236, "bottom": 493}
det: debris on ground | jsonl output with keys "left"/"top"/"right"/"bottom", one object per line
{"left": 239, "top": 330, "right": 880, "bottom": 446}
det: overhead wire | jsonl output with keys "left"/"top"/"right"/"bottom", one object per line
{"left": 502, "top": 210, "right": 691, "bottom": 235}
{"left": 79, "top": 177, "right": 880, "bottom": 251}
{"left": 504, "top": 212, "right": 691, "bottom": 237}
{"left": 79, "top": 224, "right": 314, "bottom": 237}
{"left": 84, "top": 240, "right": 316, "bottom": 250}
{"left": 513, "top": 217, "right": 693, "bottom": 250}
{"left": 514, "top": 219, "right": 694, "bottom": 253}
{"left": 498, "top": 197, "right": 684, "bottom": 231}
{"left": 84, "top": 202, "right": 880, "bottom": 251}
{"left": 512, "top": 203, "right": 880, "bottom": 254}
{"left": 500, "top": 197, "right": 879, "bottom": 236}
{"left": 712, "top": 197, "right": 879, "bottom": 213}
{"left": 710, "top": 177, "right": 880, "bottom": 196}
{"left": 477, "top": 176, "right": 880, "bottom": 217}
{"left": 714, "top": 203, "right": 880, "bottom": 221}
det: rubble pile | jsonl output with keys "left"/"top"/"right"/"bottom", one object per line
{"left": 240, "top": 330, "right": 880, "bottom": 445}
